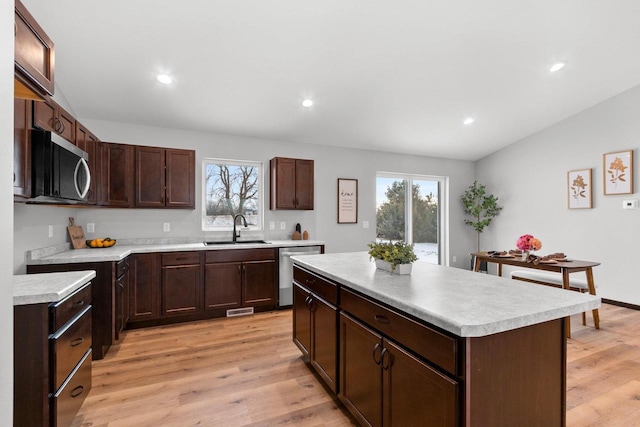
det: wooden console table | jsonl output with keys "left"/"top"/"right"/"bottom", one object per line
{"left": 472, "top": 252, "right": 600, "bottom": 337}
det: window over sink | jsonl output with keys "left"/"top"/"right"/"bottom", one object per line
{"left": 202, "top": 158, "right": 263, "bottom": 231}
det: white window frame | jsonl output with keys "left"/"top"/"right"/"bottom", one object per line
{"left": 201, "top": 158, "right": 264, "bottom": 231}
{"left": 376, "top": 172, "right": 449, "bottom": 266}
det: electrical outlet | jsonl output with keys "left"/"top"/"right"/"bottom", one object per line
{"left": 269, "top": 221, "right": 275, "bottom": 230}
{"left": 48, "top": 225, "right": 53, "bottom": 238}
{"left": 280, "top": 221, "right": 286, "bottom": 230}
{"left": 453, "top": 255, "right": 457, "bottom": 263}
{"left": 87, "top": 223, "right": 95, "bottom": 233}
{"left": 363, "top": 221, "right": 369, "bottom": 229}
{"left": 163, "top": 222, "right": 170, "bottom": 232}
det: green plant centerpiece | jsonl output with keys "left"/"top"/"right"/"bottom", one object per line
{"left": 461, "top": 181, "right": 503, "bottom": 252}
{"left": 367, "top": 240, "right": 418, "bottom": 273}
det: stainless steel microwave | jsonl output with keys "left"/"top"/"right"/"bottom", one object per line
{"left": 31, "top": 130, "right": 91, "bottom": 204}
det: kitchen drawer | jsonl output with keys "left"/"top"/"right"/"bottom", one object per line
{"left": 205, "top": 248, "right": 276, "bottom": 263}
{"left": 117, "top": 257, "right": 129, "bottom": 277}
{"left": 162, "top": 251, "right": 201, "bottom": 266}
{"left": 53, "top": 349, "right": 92, "bottom": 427}
{"left": 341, "top": 288, "right": 459, "bottom": 376}
{"left": 50, "top": 283, "right": 92, "bottom": 332}
{"left": 293, "top": 266, "right": 338, "bottom": 306}
{"left": 51, "top": 306, "right": 92, "bottom": 391}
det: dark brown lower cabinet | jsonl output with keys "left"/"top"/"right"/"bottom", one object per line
{"left": 161, "top": 252, "right": 203, "bottom": 316}
{"left": 115, "top": 257, "right": 130, "bottom": 341}
{"left": 129, "top": 253, "right": 161, "bottom": 322}
{"left": 293, "top": 283, "right": 338, "bottom": 392}
{"left": 14, "top": 282, "right": 93, "bottom": 427}
{"left": 339, "top": 313, "right": 457, "bottom": 427}
{"left": 204, "top": 248, "right": 278, "bottom": 312}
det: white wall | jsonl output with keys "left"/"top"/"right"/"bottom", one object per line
{"left": 2, "top": 0, "right": 14, "bottom": 419}
{"left": 13, "top": 118, "right": 477, "bottom": 274}
{"left": 477, "top": 84, "right": 640, "bottom": 305}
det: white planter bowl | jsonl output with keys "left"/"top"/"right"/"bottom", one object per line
{"left": 375, "top": 259, "right": 413, "bottom": 275}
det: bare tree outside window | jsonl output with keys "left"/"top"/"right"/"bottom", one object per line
{"left": 203, "top": 160, "right": 262, "bottom": 229}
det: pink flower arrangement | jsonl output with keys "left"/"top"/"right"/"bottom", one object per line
{"left": 516, "top": 234, "right": 542, "bottom": 252}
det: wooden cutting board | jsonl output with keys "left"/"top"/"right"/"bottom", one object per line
{"left": 67, "top": 217, "right": 87, "bottom": 249}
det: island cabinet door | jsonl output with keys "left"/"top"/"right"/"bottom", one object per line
{"left": 310, "top": 295, "right": 338, "bottom": 393}
{"left": 382, "top": 339, "right": 458, "bottom": 427}
{"left": 339, "top": 312, "right": 383, "bottom": 427}
{"left": 293, "top": 283, "right": 311, "bottom": 357}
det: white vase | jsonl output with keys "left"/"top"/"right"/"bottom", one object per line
{"left": 375, "top": 259, "right": 413, "bottom": 275}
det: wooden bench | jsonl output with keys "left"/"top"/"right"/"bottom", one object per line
{"left": 511, "top": 270, "right": 600, "bottom": 329}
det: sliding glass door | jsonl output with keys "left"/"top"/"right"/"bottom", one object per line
{"left": 376, "top": 174, "right": 446, "bottom": 264}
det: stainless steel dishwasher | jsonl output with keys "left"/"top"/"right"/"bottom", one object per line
{"left": 278, "top": 245, "right": 323, "bottom": 307}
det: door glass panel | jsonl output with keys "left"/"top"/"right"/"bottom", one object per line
{"left": 412, "top": 179, "right": 439, "bottom": 264}
{"left": 376, "top": 177, "right": 406, "bottom": 241}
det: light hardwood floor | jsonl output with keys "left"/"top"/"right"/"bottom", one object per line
{"left": 71, "top": 304, "right": 640, "bottom": 427}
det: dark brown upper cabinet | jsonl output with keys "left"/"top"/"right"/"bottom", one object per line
{"left": 98, "top": 142, "right": 134, "bottom": 207}
{"left": 14, "top": 0, "right": 55, "bottom": 97}
{"left": 270, "top": 157, "right": 314, "bottom": 210}
{"left": 33, "top": 96, "right": 76, "bottom": 143}
{"left": 134, "top": 146, "right": 195, "bottom": 209}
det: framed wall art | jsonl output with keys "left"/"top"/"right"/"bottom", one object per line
{"left": 337, "top": 178, "right": 358, "bottom": 223}
{"left": 567, "top": 168, "right": 592, "bottom": 209}
{"left": 603, "top": 150, "right": 634, "bottom": 195}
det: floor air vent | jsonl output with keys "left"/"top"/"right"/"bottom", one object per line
{"left": 226, "top": 307, "right": 254, "bottom": 317}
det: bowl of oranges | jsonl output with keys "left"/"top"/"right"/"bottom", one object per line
{"left": 86, "top": 237, "right": 116, "bottom": 248}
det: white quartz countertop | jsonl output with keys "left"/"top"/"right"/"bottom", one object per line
{"left": 291, "top": 252, "right": 601, "bottom": 338}
{"left": 14, "top": 270, "right": 96, "bottom": 306}
{"left": 27, "top": 240, "right": 325, "bottom": 265}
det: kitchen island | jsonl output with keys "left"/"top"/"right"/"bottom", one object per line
{"left": 291, "top": 252, "right": 600, "bottom": 427}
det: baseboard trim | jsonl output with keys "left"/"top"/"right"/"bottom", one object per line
{"left": 603, "top": 298, "right": 640, "bottom": 311}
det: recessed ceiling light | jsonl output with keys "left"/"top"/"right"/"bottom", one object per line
{"left": 157, "top": 74, "right": 172, "bottom": 84}
{"left": 549, "top": 62, "right": 566, "bottom": 73}
{"left": 463, "top": 117, "right": 474, "bottom": 125}
{"left": 302, "top": 99, "right": 313, "bottom": 107}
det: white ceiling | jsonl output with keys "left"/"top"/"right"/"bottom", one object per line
{"left": 22, "top": 0, "right": 640, "bottom": 161}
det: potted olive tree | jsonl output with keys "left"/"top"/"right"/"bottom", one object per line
{"left": 461, "top": 181, "right": 502, "bottom": 270}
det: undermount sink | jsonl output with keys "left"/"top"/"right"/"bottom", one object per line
{"left": 204, "top": 240, "right": 270, "bottom": 246}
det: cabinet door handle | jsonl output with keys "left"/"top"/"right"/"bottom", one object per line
{"left": 70, "top": 337, "right": 84, "bottom": 347}
{"left": 374, "top": 314, "right": 390, "bottom": 324}
{"left": 372, "top": 342, "right": 382, "bottom": 365}
{"left": 381, "top": 347, "right": 391, "bottom": 371}
{"left": 70, "top": 385, "right": 85, "bottom": 398}
{"left": 237, "top": 265, "right": 242, "bottom": 275}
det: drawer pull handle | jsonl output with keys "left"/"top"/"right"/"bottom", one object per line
{"left": 372, "top": 342, "right": 382, "bottom": 365}
{"left": 305, "top": 279, "right": 316, "bottom": 285}
{"left": 70, "top": 385, "right": 84, "bottom": 398}
{"left": 72, "top": 300, "right": 85, "bottom": 308}
{"left": 70, "top": 337, "right": 84, "bottom": 347}
{"left": 374, "top": 314, "right": 390, "bottom": 324}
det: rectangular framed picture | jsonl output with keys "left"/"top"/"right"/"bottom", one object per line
{"left": 603, "top": 150, "right": 634, "bottom": 195}
{"left": 337, "top": 178, "right": 358, "bottom": 223}
{"left": 568, "top": 169, "right": 592, "bottom": 209}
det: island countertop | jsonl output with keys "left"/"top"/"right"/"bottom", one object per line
{"left": 291, "top": 251, "right": 601, "bottom": 337}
